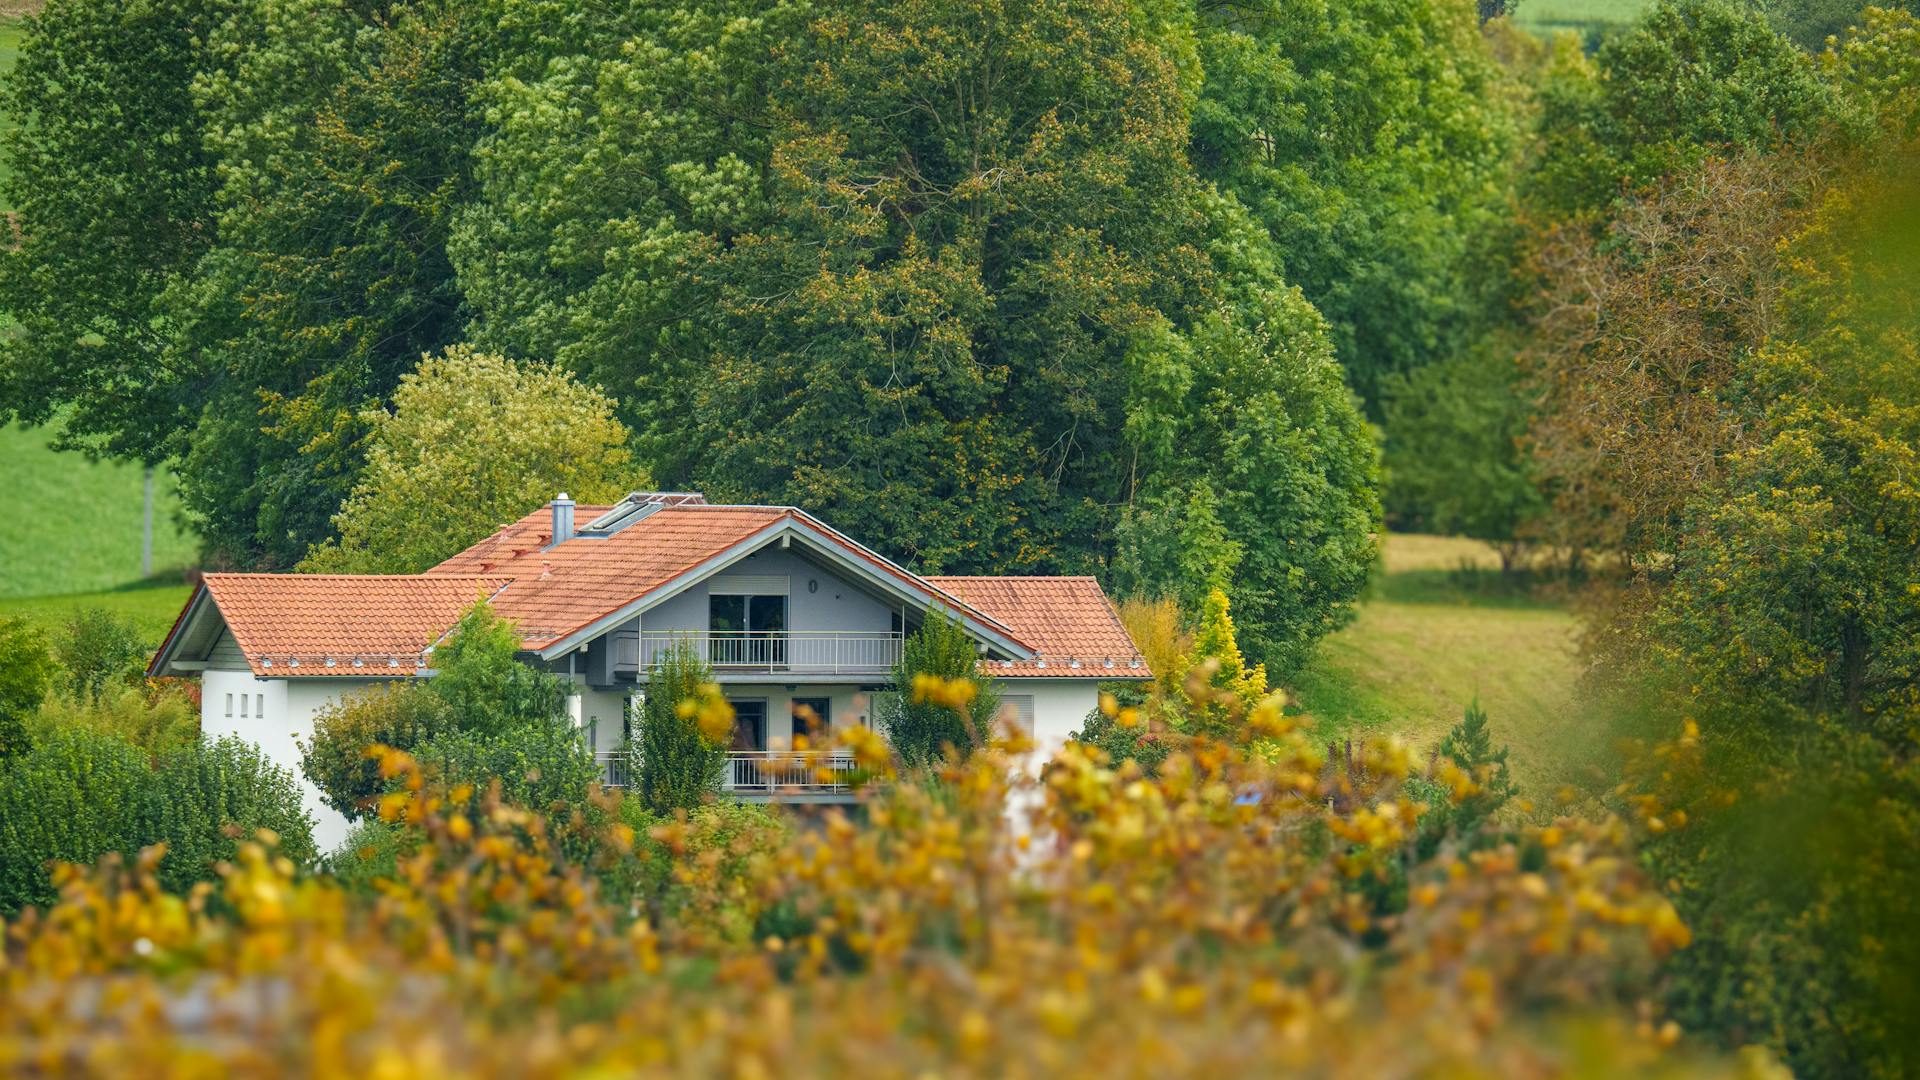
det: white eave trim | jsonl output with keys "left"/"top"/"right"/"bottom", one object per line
{"left": 533, "top": 517, "right": 1036, "bottom": 662}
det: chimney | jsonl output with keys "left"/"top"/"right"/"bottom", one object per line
{"left": 550, "top": 493, "right": 575, "bottom": 546}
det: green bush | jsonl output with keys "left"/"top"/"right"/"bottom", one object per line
{"left": 635, "top": 641, "right": 727, "bottom": 815}
{"left": 425, "top": 603, "right": 568, "bottom": 736}
{"left": 878, "top": 611, "right": 1000, "bottom": 768}
{"left": 324, "top": 819, "right": 416, "bottom": 896}
{"left": 302, "top": 683, "right": 455, "bottom": 821}
{"left": 1071, "top": 705, "right": 1174, "bottom": 775}
{"left": 412, "top": 719, "right": 598, "bottom": 810}
{"left": 53, "top": 607, "right": 150, "bottom": 700}
{"left": 140, "top": 736, "right": 317, "bottom": 895}
{"left": 0, "top": 617, "right": 57, "bottom": 760}
{"left": 0, "top": 727, "right": 314, "bottom": 913}
{"left": 31, "top": 682, "right": 200, "bottom": 759}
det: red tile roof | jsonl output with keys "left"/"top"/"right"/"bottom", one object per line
{"left": 156, "top": 502, "right": 1085, "bottom": 678}
{"left": 430, "top": 504, "right": 789, "bottom": 649}
{"left": 429, "top": 503, "right": 1022, "bottom": 652}
{"left": 924, "top": 576, "right": 1145, "bottom": 678}
{"left": 198, "top": 574, "right": 509, "bottom": 676}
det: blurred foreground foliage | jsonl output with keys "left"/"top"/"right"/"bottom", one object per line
{"left": 0, "top": 676, "right": 1777, "bottom": 1078}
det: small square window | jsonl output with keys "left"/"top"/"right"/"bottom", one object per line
{"left": 256, "top": 694, "right": 264, "bottom": 719}
{"left": 225, "top": 693, "right": 233, "bottom": 718}
{"left": 240, "top": 694, "right": 248, "bottom": 718}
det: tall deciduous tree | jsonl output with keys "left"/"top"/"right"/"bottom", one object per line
{"left": 178, "top": 0, "right": 492, "bottom": 565}
{"left": 456, "top": 0, "right": 1381, "bottom": 672}
{"left": 0, "top": 0, "right": 229, "bottom": 461}
{"left": 300, "top": 347, "right": 636, "bottom": 575}
{"left": 1523, "top": 152, "right": 1810, "bottom": 562}
{"left": 1527, "top": 0, "right": 1846, "bottom": 219}
{"left": 1190, "top": 0, "right": 1524, "bottom": 408}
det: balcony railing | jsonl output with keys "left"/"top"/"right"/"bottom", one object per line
{"left": 594, "top": 751, "right": 631, "bottom": 791}
{"left": 724, "top": 750, "right": 852, "bottom": 796}
{"left": 612, "top": 630, "right": 903, "bottom": 676}
{"left": 593, "top": 749, "right": 852, "bottom": 798}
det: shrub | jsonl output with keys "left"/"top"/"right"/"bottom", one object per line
{"left": 411, "top": 717, "right": 600, "bottom": 815}
{"left": 634, "top": 642, "right": 728, "bottom": 815}
{"left": 1071, "top": 701, "right": 1174, "bottom": 775}
{"left": 324, "top": 819, "right": 415, "bottom": 896}
{"left": 0, "top": 617, "right": 57, "bottom": 760}
{"left": 878, "top": 611, "right": 1000, "bottom": 767}
{"left": 0, "top": 697, "right": 1705, "bottom": 1073}
{"left": 302, "top": 683, "right": 454, "bottom": 821}
{"left": 52, "top": 607, "right": 150, "bottom": 700}
{"left": 139, "top": 736, "right": 317, "bottom": 895}
{"left": 0, "top": 726, "right": 147, "bottom": 910}
{"left": 30, "top": 682, "right": 200, "bottom": 759}
{"left": 0, "top": 727, "right": 314, "bottom": 912}
{"left": 425, "top": 603, "right": 568, "bottom": 736}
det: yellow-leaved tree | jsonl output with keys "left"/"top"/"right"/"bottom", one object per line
{"left": 1184, "top": 589, "right": 1269, "bottom": 737}
{"left": 300, "top": 347, "right": 639, "bottom": 574}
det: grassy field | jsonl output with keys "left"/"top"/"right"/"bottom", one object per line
{"left": 1290, "top": 533, "right": 1603, "bottom": 798}
{"left": 1511, "top": 0, "right": 1650, "bottom": 40}
{"left": 0, "top": 423, "right": 200, "bottom": 599}
{"left": 0, "top": 581, "right": 193, "bottom": 644}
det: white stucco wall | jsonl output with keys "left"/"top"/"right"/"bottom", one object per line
{"left": 992, "top": 678, "right": 1101, "bottom": 756}
{"left": 201, "top": 672, "right": 387, "bottom": 853}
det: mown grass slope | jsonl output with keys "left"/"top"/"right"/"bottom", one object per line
{"left": 0, "top": 582, "right": 193, "bottom": 644}
{"left": 1290, "top": 533, "right": 1601, "bottom": 798}
{"left": 1511, "top": 0, "right": 1651, "bottom": 41}
{"left": 0, "top": 424, "right": 199, "bottom": 598}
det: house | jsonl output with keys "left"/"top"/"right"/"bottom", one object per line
{"left": 149, "top": 492, "right": 1146, "bottom": 848}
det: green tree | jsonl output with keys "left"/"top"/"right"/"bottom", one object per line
{"left": 1432, "top": 702, "right": 1515, "bottom": 827}
{"left": 53, "top": 608, "right": 150, "bottom": 700}
{"left": 176, "top": 0, "right": 495, "bottom": 566}
{"left": 1112, "top": 481, "right": 1243, "bottom": 615}
{"left": 1119, "top": 202, "right": 1381, "bottom": 676}
{"left": 457, "top": 0, "right": 1265, "bottom": 573}
{"left": 1528, "top": 0, "right": 1846, "bottom": 218}
{"left": 0, "top": 0, "right": 227, "bottom": 463}
{"left": 1190, "top": 0, "right": 1524, "bottom": 407}
{"left": 0, "top": 618, "right": 58, "bottom": 759}
{"left": 301, "top": 683, "right": 455, "bottom": 821}
{"left": 1380, "top": 334, "right": 1542, "bottom": 563}
{"left": 463, "top": 0, "right": 1381, "bottom": 672}
{"left": 879, "top": 611, "right": 1001, "bottom": 767}
{"left": 423, "top": 602, "right": 568, "bottom": 737}
{"left": 299, "top": 347, "right": 636, "bottom": 574}
{"left": 634, "top": 642, "right": 727, "bottom": 814}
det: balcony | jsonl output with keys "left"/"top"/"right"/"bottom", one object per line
{"left": 594, "top": 749, "right": 854, "bottom": 800}
{"left": 611, "top": 630, "right": 903, "bottom": 677}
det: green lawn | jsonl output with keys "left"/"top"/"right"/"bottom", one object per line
{"left": 0, "top": 582, "right": 194, "bottom": 644}
{"left": 0, "top": 423, "right": 200, "bottom": 599}
{"left": 1289, "top": 534, "right": 1604, "bottom": 799}
{"left": 1511, "top": 0, "right": 1650, "bottom": 40}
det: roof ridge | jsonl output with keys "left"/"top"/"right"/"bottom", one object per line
{"left": 204, "top": 572, "right": 509, "bottom": 582}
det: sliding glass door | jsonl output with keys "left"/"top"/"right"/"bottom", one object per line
{"left": 709, "top": 594, "right": 788, "bottom": 665}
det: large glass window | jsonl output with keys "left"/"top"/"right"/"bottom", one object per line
{"left": 730, "top": 699, "right": 767, "bottom": 751}
{"left": 709, "top": 594, "right": 787, "bottom": 664}
{"left": 792, "top": 697, "right": 831, "bottom": 746}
